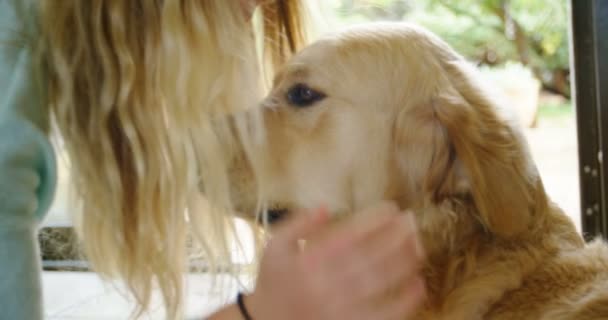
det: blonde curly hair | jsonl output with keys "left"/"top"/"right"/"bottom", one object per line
{"left": 38, "top": 0, "right": 310, "bottom": 318}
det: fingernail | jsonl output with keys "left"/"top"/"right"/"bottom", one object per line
{"left": 297, "top": 239, "right": 307, "bottom": 251}
{"left": 401, "top": 211, "right": 415, "bottom": 232}
{"left": 403, "top": 212, "right": 425, "bottom": 259}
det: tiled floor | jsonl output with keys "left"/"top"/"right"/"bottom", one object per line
{"left": 42, "top": 272, "right": 249, "bottom": 319}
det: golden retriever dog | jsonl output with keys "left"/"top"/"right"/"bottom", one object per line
{"left": 227, "top": 22, "right": 608, "bottom": 319}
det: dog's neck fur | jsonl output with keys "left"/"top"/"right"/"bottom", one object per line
{"left": 412, "top": 197, "right": 488, "bottom": 301}
{"left": 389, "top": 186, "right": 585, "bottom": 318}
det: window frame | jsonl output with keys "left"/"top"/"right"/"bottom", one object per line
{"left": 570, "top": 0, "right": 608, "bottom": 240}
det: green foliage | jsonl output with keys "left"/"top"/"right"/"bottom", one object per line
{"left": 538, "top": 101, "right": 572, "bottom": 119}
{"left": 407, "top": 6, "right": 515, "bottom": 64}
{"left": 325, "top": 0, "right": 571, "bottom": 97}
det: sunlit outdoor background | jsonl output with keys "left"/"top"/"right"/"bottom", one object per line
{"left": 42, "top": 1, "right": 578, "bottom": 318}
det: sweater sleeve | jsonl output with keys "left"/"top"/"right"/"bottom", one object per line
{"left": 0, "top": 0, "right": 57, "bottom": 319}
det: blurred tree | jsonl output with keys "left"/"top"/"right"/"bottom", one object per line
{"left": 335, "top": 0, "right": 413, "bottom": 21}
{"left": 329, "top": 0, "right": 570, "bottom": 97}
{"left": 426, "top": 0, "right": 570, "bottom": 97}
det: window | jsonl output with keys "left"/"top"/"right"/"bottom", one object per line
{"left": 571, "top": 0, "right": 608, "bottom": 240}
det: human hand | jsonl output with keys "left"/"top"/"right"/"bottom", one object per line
{"left": 246, "top": 202, "right": 426, "bottom": 320}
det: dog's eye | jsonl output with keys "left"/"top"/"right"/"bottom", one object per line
{"left": 286, "top": 84, "right": 326, "bottom": 107}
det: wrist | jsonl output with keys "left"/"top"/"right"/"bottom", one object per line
{"left": 237, "top": 292, "right": 254, "bottom": 320}
{"left": 244, "top": 290, "right": 270, "bottom": 320}
{"left": 206, "top": 303, "right": 243, "bottom": 320}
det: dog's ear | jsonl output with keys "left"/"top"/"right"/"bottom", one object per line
{"left": 396, "top": 61, "right": 541, "bottom": 238}
{"left": 438, "top": 61, "right": 541, "bottom": 237}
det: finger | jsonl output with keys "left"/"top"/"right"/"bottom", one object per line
{"left": 310, "top": 202, "right": 401, "bottom": 260}
{"left": 374, "top": 276, "right": 426, "bottom": 320}
{"left": 370, "top": 213, "right": 423, "bottom": 270}
{"left": 367, "top": 227, "right": 423, "bottom": 299}
{"left": 403, "top": 212, "right": 425, "bottom": 260}
{"left": 339, "top": 201, "right": 401, "bottom": 242}
{"left": 332, "top": 210, "right": 418, "bottom": 265}
{"left": 336, "top": 213, "right": 424, "bottom": 301}
{"left": 275, "top": 206, "right": 329, "bottom": 246}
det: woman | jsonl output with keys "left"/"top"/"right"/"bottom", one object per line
{"left": 0, "top": 0, "right": 426, "bottom": 319}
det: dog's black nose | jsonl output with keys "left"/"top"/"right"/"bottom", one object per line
{"left": 259, "top": 209, "right": 289, "bottom": 225}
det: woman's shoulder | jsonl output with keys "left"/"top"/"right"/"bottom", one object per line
{"left": 0, "top": 0, "right": 56, "bottom": 223}
{"left": 0, "top": 0, "right": 44, "bottom": 112}
{"left": 0, "top": 0, "right": 39, "bottom": 45}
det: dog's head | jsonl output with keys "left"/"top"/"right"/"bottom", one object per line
{"left": 229, "top": 22, "right": 545, "bottom": 241}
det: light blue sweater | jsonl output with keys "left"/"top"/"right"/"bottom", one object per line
{"left": 0, "top": 0, "right": 57, "bottom": 319}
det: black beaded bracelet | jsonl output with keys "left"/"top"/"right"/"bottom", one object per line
{"left": 236, "top": 292, "right": 253, "bottom": 320}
